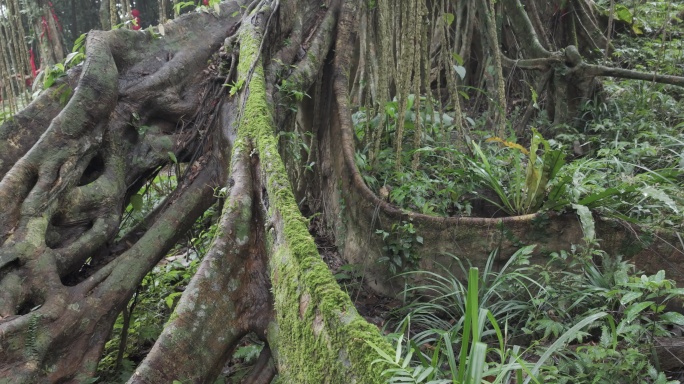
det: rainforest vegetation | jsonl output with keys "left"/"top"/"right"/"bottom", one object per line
{"left": 1, "top": 0, "right": 683, "bottom": 383}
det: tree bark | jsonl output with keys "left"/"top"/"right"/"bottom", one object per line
{"left": 99, "top": 0, "right": 111, "bottom": 30}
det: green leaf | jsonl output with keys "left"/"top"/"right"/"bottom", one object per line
{"left": 444, "top": 12, "right": 455, "bottom": 26}
{"left": 72, "top": 33, "right": 87, "bottom": 53}
{"left": 578, "top": 186, "right": 633, "bottom": 207}
{"left": 130, "top": 194, "right": 144, "bottom": 211}
{"left": 44, "top": 73, "right": 56, "bottom": 88}
{"left": 415, "top": 366, "right": 434, "bottom": 382}
{"left": 173, "top": 1, "right": 195, "bottom": 14}
{"left": 466, "top": 342, "right": 487, "bottom": 384}
{"left": 524, "top": 312, "right": 608, "bottom": 384}
{"left": 660, "top": 311, "right": 684, "bottom": 326}
{"left": 168, "top": 151, "right": 178, "bottom": 164}
{"left": 65, "top": 52, "right": 84, "bottom": 67}
{"left": 137, "top": 125, "right": 150, "bottom": 136}
{"left": 639, "top": 186, "right": 679, "bottom": 214}
{"left": 620, "top": 291, "right": 642, "bottom": 306}
{"left": 453, "top": 65, "right": 466, "bottom": 80}
{"left": 165, "top": 292, "right": 182, "bottom": 309}
{"left": 614, "top": 4, "right": 633, "bottom": 24}
{"left": 457, "top": 268, "right": 480, "bottom": 383}
{"left": 624, "top": 301, "right": 654, "bottom": 323}
{"left": 572, "top": 204, "right": 595, "bottom": 242}
{"left": 451, "top": 52, "right": 464, "bottom": 66}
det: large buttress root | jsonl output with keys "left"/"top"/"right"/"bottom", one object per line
{"left": 0, "top": 1, "right": 246, "bottom": 381}
{"left": 2, "top": 0, "right": 394, "bottom": 382}
{"left": 130, "top": 3, "right": 393, "bottom": 382}
{"left": 129, "top": 124, "right": 271, "bottom": 383}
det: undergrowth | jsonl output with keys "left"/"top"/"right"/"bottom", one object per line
{"left": 353, "top": 92, "right": 683, "bottom": 229}
{"left": 371, "top": 244, "right": 684, "bottom": 383}
{"left": 351, "top": 0, "right": 684, "bottom": 231}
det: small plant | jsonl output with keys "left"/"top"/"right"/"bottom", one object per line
{"left": 334, "top": 263, "right": 364, "bottom": 293}
{"left": 276, "top": 79, "right": 310, "bottom": 112}
{"left": 368, "top": 267, "right": 538, "bottom": 383}
{"left": 173, "top": 1, "right": 196, "bottom": 14}
{"left": 527, "top": 245, "right": 684, "bottom": 382}
{"left": 376, "top": 220, "right": 424, "bottom": 274}
{"left": 42, "top": 63, "right": 67, "bottom": 89}
{"left": 42, "top": 33, "right": 87, "bottom": 89}
{"left": 468, "top": 129, "right": 567, "bottom": 216}
{"left": 225, "top": 78, "right": 245, "bottom": 96}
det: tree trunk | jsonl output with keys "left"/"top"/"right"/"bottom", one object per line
{"left": 31, "top": 0, "right": 66, "bottom": 69}
{"left": 99, "top": 0, "right": 111, "bottom": 30}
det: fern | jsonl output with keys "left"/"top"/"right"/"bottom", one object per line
{"left": 26, "top": 314, "right": 40, "bottom": 360}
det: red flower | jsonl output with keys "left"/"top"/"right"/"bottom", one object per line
{"left": 131, "top": 9, "right": 141, "bottom": 30}
{"left": 132, "top": 16, "right": 141, "bottom": 30}
{"left": 203, "top": 0, "right": 209, "bottom": 5}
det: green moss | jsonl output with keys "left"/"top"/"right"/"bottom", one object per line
{"left": 232, "top": 21, "right": 392, "bottom": 382}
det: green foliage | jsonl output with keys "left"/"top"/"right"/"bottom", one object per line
{"left": 279, "top": 130, "right": 312, "bottom": 166}
{"left": 469, "top": 130, "right": 566, "bottom": 215}
{"left": 0, "top": 109, "right": 14, "bottom": 124}
{"left": 118, "top": 172, "right": 177, "bottom": 238}
{"left": 42, "top": 33, "right": 87, "bottom": 90}
{"left": 373, "top": 244, "right": 684, "bottom": 383}
{"left": 276, "top": 79, "right": 310, "bottom": 109}
{"left": 170, "top": 0, "right": 222, "bottom": 16}
{"left": 399, "top": 246, "right": 539, "bottom": 340}
{"left": 220, "top": 339, "right": 265, "bottom": 383}
{"left": 355, "top": 89, "right": 683, "bottom": 233}
{"left": 527, "top": 246, "right": 684, "bottom": 383}
{"left": 42, "top": 63, "right": 66, "bottom": 89}
{"left": 334, "top": 263, "right": 364, "bottom": 293}
{"left": 550, "top": 149, "right": 683, "bottom": 228}
{"left": 376, "top": 220, "right": 423, "bottom": 274}
{"left": 352, "top": 5, "right": 684, "bottom": 228}
{"left": 65, "top": 33, "right": 87, "bottom": 68}
{"left": 25, "top": 314, "right": 40, "bottom": 360}
{"left": 368, "top": 266, "right": 538, "bottom": 383}
{"left": 173, "top": 1, "right": 196, "bottom": 14}
{"left": 96, "top": 246, "right": 206, "bottom": 382}
{"left": 353, "top": 99, "right": 475, "bottom": 217}
{"left": 225, "top": 78, "right": 245, "bottom": 96}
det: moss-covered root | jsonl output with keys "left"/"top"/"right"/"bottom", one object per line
{"left": 236, "top": 9, "right": 392, "bottom": 383}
